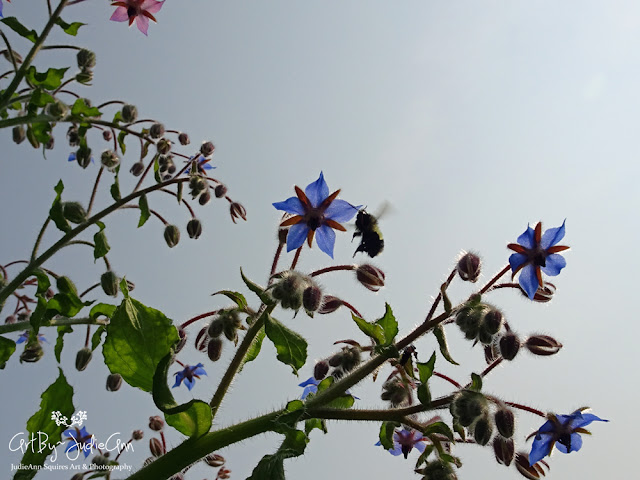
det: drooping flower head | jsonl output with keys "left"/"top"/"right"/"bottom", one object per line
{"left": 110, "top": 0, "right": 164, "bottom": 36}
{"left": 63, "top": 426, "right": 96, "bottom": 459}
{"left": 172, "top": 363, "right": 207, "bottom": 390}
{"left": 375, "top": 428, "right": 428, "bottom": 459}
{"left": 507, "top": 221, "right": 569, "bottom": 299}
{"left": 528, "top": 410, "right": 607, "bottom": 466}
{"left": 273, "top": 172, "right": 359, "bottom": 258}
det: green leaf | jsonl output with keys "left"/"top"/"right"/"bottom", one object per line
{"left": 31, "top": 269, "right": 51, "bottom": 295}
{"left": 13, "top": 369, "right": 73, "bottom": 480}
{"left": 71, "top": 98, "right": 101, "bottom": 117}
{"left": 324, "top": 394, "right": 355, "bottom": 409}
{"left": 248, "top": 430, "right": 309, "bottom": 480}
{"left": 110, "top": 168, "right": 121, "bottom": 201}
{"left": 93, "top": 221, "right": 110, "bottom": 260}
{"left": 1, "top": 17, "right": 38, "bottom": 43}
{"left": 211, "top": 290, "right": 248, "bottom": 311}
{"left": 91, "top": 325, "right": 106, "bottom": 351}
{"left": 441, "top": 282, "right": 452, "bottom": 313}
{"left": 376, "top": 303, "right": 398, "bottom": 345}
{"left": 47, "top": 277, "right": 87, "bottom": 318}
{"left": 54, "top": 18, "right": 85, "bottom": 36}
{"left": 239, "top": 325, "right": 265, "bottom": 372}
{"left": 49, "top": 180, "right": 71, "bottom": 233}
{"left": 31, "top": 121, "right": 52, "bottom": 144}
{"left": 29, "top": 296, "right": 48, "bottom": 331}
{"left": 264, "top": 314, "right": 307, "bottom": 374}
{"left": 416, "top": 352, "right": 436, "bottom": 383}
{"left": 112, "top": 110, "right": 123, "bottom": 124}
{"left": 240, "top": 268, "right": 275, "bottom": 305}
{"left": 25, "top": 66, "right": 69, "bottom": 90}
{"left": 417, "top": 383, "right": 431, "bottom": 406}
{"left": 433, "top": 325, "right": 459, "bottom": 365}
{"left": 54, "top": 325, "right": 73, "bottom": 363}
{"left": 351, "top": 313, "right": 385, "bottom": 345}
{"left": 117, "top": 130, "right": 127, "bottom": 154}
{"left": 89, "top": 302, "right": 116, "bottom": 320}
{"left": 138, "top": 193, "right": 150, "bottom": 227}
{"left": 0, "top": 336, "right": 16, "bottom": 369}
{"left": 317, "top": 376, "right": 333, "bottom": 392}
{"left": 422, "top": 421, "right": 455, "bottom": 442}
{"left": 103, "top": 296, "right": 179, "bottom": 392}
{"left": 305, "top": 418, "right": 327, "bottom": 435}
{"left": 469, "top": 373, "right": 483, "bottom": 392}
{"left": 379, "top": 421, "right": 400, "bottom": 450}
{"left": 29, "top": 89, "right": 55, "bottom": 108}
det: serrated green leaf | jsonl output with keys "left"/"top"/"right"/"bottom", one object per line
{"left": 240, "top": 268, "right": 275, "bottom": 305}
{"left": 211, "top": 290, "right": 248, "bottom": 311}
{"left": 1, "top": 17, "right": 37, "bottom": 43}
{"left": 379, "top": 421, "right": 400, "bottom": 450}
{"left": 0, "top": 336, "right": 16, "bottom": 369}
{"left": 470, "top": 373, "right": 483, "bottom": 392}
{"left": 239, "top": 326, "right": 265, "bottom": 372}
{"left": 138, "top": 194, "right": 150, "bottom": 227}
{"left": 103, "top": 296, "right": 179, "bottom": 392}
{"left": 90, "top": 325, "right": 106, "bottom": 351}
{"left": 117, "top": 130, "right": 127, "bottom": 154}
{"left": 25, "top": 66, "right": 68, "bottom": 90}
{"left": 71, "top": 98, "right": 101, "bottom": 117}
{"left": 14, "top": 369, "right": 73, "bottom": 480}
{"left": 351, "top": 313, "right": 385, "bottom": 345}
{"left": 433, "top": 325, "right": 459, "bottom": 365}
{"left": 49, "top": 180, "right": 71, "bottom": 233}
{"left": 264, "top": 314, "right": 307, "bottom": 374}
{"left": 54, "top": 18, "right": 85, "bottom": 36}
{"left": 423, "top": 421, "right": 455, "bottom": 442}
{"left": 54, "top": 325, "right": 73, "bottom": 363}
{"left": 305, "top": 418, "right": 327, "bottom": 435}
{"left": 376, "top": 303, "right": 398, "bottom": 345}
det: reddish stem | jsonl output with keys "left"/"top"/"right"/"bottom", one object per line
{"left": 310, "top": 264, "right": 356, "bottom": 277}
{"left": 180, "top": 310, "right": 219, "bottom": 329}
{"left": 433, "top": 371, "right": 462, "bottom": 389}
{"left": 479, "top": 264, "right": 511, "bottom": 294}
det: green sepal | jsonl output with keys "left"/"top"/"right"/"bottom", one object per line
{"left": 352, "top": 303, "right": 398, "bottom": 346}
{"left": 433, "top": 325, "right": 459, "bottom": 365}
{"left": 422, "top": 421, "right": 455, "bottom": 442}
{"left": 416, "top": 352, "right": 436, "bottom": 383}
{"left": 93, "top": 221, "right": 110, "bottom": 260}
{"left": 138, "top": 193, "right": 150, "bottom": 227}
{"left": 110, "top": 167, "right": 121, "bottom": 201}
{"left": 25, "top": 66, "right": 68, "bottom": 90}
{"left": 379, "top": 421, "right": 400, "bottom": 450}
{"left": 117, "top": 130, "right": 127, "bottom": 154}
{"left": 0, "top": 335, "right": 16, "bottom": 369}
{"left": 54, "top": 324, "right": 73, "bottom": 362}
{"left": 264, "top": 314, "right": 307, "bottom": 374}
{"left": 49, "top": 180, "right": 71, "bottom": 233}
{"left": 31, "top": 269, "right": 51, "bottom": 295}
{"left": 241, "top": 268, "right": 275, "bottom": 305}
{"left": 305, "top": 418, "right": 327, "bottom": 435}
{"left": 54, "top": 18, "right": 85, "bottom": 36}
{"left": 441, "top": 282, "right": 452, "bottom": 313}
{"left": 1, "top": 17, "right": 37, "bottom": 42}
{"left": 469, "top": 373, "right": 483, "bottom": 392}
{"left": 90, "top": 325, "right": 106, "bottom": 351}
{"left": 211, "top": 290, "right": 248, "bottom": 311}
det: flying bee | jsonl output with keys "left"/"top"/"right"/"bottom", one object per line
{"left": 352, "top": 206, "right": 385, "bottom": 258}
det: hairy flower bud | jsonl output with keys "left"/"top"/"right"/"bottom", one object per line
{"left": 67, "top": 126, "right": 80, "bottom": 146}
{"left": 178, "top": 132, "right": 190, "bottom": 145}
{"left": 419, "top": 460, "right": 456, "bottom": 480}
{"left": 63, "top": 202, "right": 87, "bottom": 224}
{"left": 164, "top": 225, "right": 180, "bottom": 248}
{"left": 103, "top": 129, "right": 113, "bottom": 141}
{"left": 494, "top": 408, "right": 515, "bottom": 438}
{"left": 121, "top": 104, "right": 138, "bottom": 123}
{"left": 204, "top": 453, "right": 225, "bottom": 467}
{"left": 482, "top": 308, "right": 503, "bottom": 335}
{"left": 208, "top": 337, "right": 223, "bottom": 362}
{"left": 380, "top": 377, "right": 410, "bottom": 407}
{"left": 186, "top": 218, "right": 202, "bottom": 239}
{"left": 208, "top": 318, "right": 224, "bottom": 338}
{"left": 200, "top": 141, "right": 215, "bottom": 157}
{"left": 106, "top": 373, "right": 123, "bottom": 391}
{"left": 175, "top": 327, "right": 187, "bottom": 354}
{"left": 149, "top": 123, "right": 165, "bottom": 139}
{"left": 356, "top": 264, "right": 385, "bottom": 292}
{"left": 199, "top": 190, "right": 212, "bottom": 206}
{"left": 314, "top": 360, "right": 329, "bottom": 380}
{"left": 75, "top": 70, "right": 93, "bottom": 84}
{"left": 452, "top": 391, "right": 488, "bottom": 427}
{"left": 75, "top": 348, "right": 93, "bottom": 371}
{"left": 132, "top": 430, "right": 144, "bottom": 441}
{"left": 130, "top": 161, "right": 145, "bottom": 177}
{"left": 528, "top": 282, "right": 556, "bottom": 303}
{"left": 455, "top": 302, "right": 486, "bottom": 341}
{"left": 271, "top": 272, "right": 313, "bottom": 312}
{"left": 149, "top": 416, "right": 164, "bottom": 431}
{"left": 12, "top": 125, "right": 25, "bottom": 144}
{"left": 499, "top": 332, "right": 521, "bottom": 361}
{"left": 5, "top": 315, "right": 16, "bottom": 324}
{"left": 20, "top": 343, "right": 44, "bottom": 363}
{"left": 100, "top": 149, "right": 120, "bottom": 170}
{"left": 457, "top": 251, "right": 481, "bottom": 282}
{"left": 214, "top": 184, "right": 228, "bottom": 198}
{"left": 340, "top": 346, "right": 361, "bottom": 372}
{"left": 525, "top": 335, "right": 563, "bottom": 356}
{"left": 493, "top": 436, "right": 515, "bottom": 466}
{"left": 473, "top": 415, "right": 493, "bottom": 446}
{"left": 229, "top": 202, "right": 247, "bottom": 223}
{"left": 100, "top": 271, "right": 119, "bottom": 297}
{"left": 75, "top": 146, "right": 92, "bottom": 168}
{"left": 156, "top": 138, "right": 171, "bottom": 155}
{"left": 318, "top": 295, "right": 344, "bottom": 314}
{"left": 195, "top": 326, "right": 208, "bottom": 351}
{"left": 515, "top": 452, "right": 542, "bottom": 479}
{"left": 149, "top": 437, "right": 163, "bottom": 458}
{"left": 46, "top": 100, "right": 68, "bottom": 119}
{"left": 302, "top": 284, "right": 323, "bottom": 314}
{"left": 77, "top": 49, "right": 96, "bottom": 70}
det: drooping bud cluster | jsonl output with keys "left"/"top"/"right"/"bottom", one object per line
{"left": 451, "top": 391, "right": 494, "bottom": 446}
{"left": 270, "top": 271, "right": 324, "bottom": 316}
{"left": 229, "top": 202, "right": 247, "bottom": 223}
{"left": 76, "top": 49, "right": 95, "bottom": 84}
{"left": 156, "top": 138, "right": 171, "bottom": 155}
{"left": 457, "top": 252, "right": 482, "bottom": 282}
{"left": 417, "top": 459, "right": 458, "bottom": 480}
{"left": 121, "top": 105, "right": 138, "bottom": 124}
{"left": 455, "top": 296, "right": 504, "bottom": 345}
{"left": 204, "top": 309, "right": 246, "bottom": 362}
{"left": 12, "top": 125, "right": 25, "bottom": 144}
{"left": 149, "top": 123, "right": 165, "bottom": 139}
{"left": 157, "top": 154, "right": 176, "bottom": 180}
{"left": 312, "top": 346, "right": 362, "bottom": 384}
{"left": 380, "top": 376, "right": 412, "bottom": 407}
{"left": 75, "top": 145, "right": 92, "bottom": 168}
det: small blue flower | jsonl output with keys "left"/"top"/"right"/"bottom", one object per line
{"left": 273, "top": 172, "right": 359, "bottom": 258}
{"left": 172, "top": 363, "right": 207, "bottom": 390}
{"left": 298, "top": 376, "right": 359, "bottom": 400}
{"left": 68, "top": 152, "right": 94, "bottom": 165}
{"left": 16, "top": 331, "right": 47, "bottom": 345}
{"left": 375, "top": 428, "right": 428, "bottom": 459}
{"left": 63, "top": 426, "right": 96, "bottom": 459}
{"left": 184, "top": 155, "right": 215, "bottom": 175}
{"left": 529, "top": 410, "right": 607, "bottom": 466}
{"left": 507, "top": 221, "right": 569, "bottom": 299}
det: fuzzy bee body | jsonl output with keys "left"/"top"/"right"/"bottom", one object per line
{"left": 353, "top": 209, "right": 384, "bottom": 258}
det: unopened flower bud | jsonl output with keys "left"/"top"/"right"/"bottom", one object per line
{"left": 75, "top": 146, "right": 92, "bottom": 168}
{"left": 380, "top": 377, "right": 410, "bottom": 407}
{"left": 208, "top": 318, "right": 224, "bottom": 338}
{"left": 473, "top": 415, "right": 493, "bottom": 446}
{"left": 314, "top": 360, "right": 329, "bottom": 380}
{"left": 452, "top": 391, "right": 488, "bottom": 427}
{"left": 121, "top": 104, "right": 138, "bottom": 123}
{"left": 499, "top": 332, "right": 521, "bottom": 361}
{"left": 45, "top": 136, "right": 55, "bottom": 150}
{"left": 67, "top": 126, "right": 80, "bottom": 146}
{"left": 77, "top": 49, "right": 96, "bottom": 70}
{"left": 457, "top": 252, "right": 481, "bottom": 282}
{"left": 156, "top": 138, "right": 171, "bottom": 155}
{"left": 328, "top": 353, "right": 343, "bottom": 367}
{"left": 46, "top": 100, "right": 68, "bottom": 119}
{"left": 75, "top": 70, "right": 93, "bottom": 84}
{"left": 302, "top": 285, "right": 322, "bottom": 313}
{"left": 419, "top": 460, "right": 456, "bottom": 480}
{"left": 178, "top": 132, "right": 190, "bottom": 145}
{"left": 130, "top": 161, "right": 145, "bottom": 176}
{"left": 149, "top": 437, "right": 163, "bottom": 457}
{"left": 199, "top": 190, "right": 211, "bottom": 206}
{"left": 230, "top": 202, "right": 247, "bottom": 223}
{"left": 5, "top": 315, "right": 16, "bottom": 324}
{"left": 100, "top": 271, "right": 119, "bottom": 297}
{"left": 195, "top": 326, "right": 208, "bottom": 351}
{"left": 106, "top": 373, "right": 123, "bottom": 391}
{"left": 17, "top": 312, "right": 30, "bottom": 322}
{"left": 62, "top": 202, "right": 87, "bottom": 224}
{"left": 455, "top": 302, "right": 486, "bottom": 340}
{"left": 132, "top": 430, "right": 144, "bottom": 441}
{"left": 493, "top": 436, "right": 515, "bottom": 466}
{"left": 494, "top": 408, "right": 515, "bottom": 438}
{"left": 208, "top": 337, "right": 223, "bottom": 361}
{"left": 525, "top": 335, "right": 562, "bottom": 356}
{"left": 217, "top": 468, "right": 231, "bottom": 479}
{"left": 341, "top": 346, "right": 361, "bottom": 372}
{"left": 149, "top": 416, "right": 164, "bottom": 431}
{"left": 318, "top": 296, "right": 343, "bottom": 314}
{"left": 200, "top": 141, "right": 215, "bottom": 157}
{"left": 515, "top": 452, "right": 541, "bottom": 478}
{"left": 529, "top": 282, "right": 556, "bottom": 303}
{"left": 164, "top": 225, "right": 180, "bottom": 248}
{"left": 214, "top": 184, "right": 228, "bottom": 198}
{"left": 186, "top": 218, "right": 202, "bottom": 239}
{"left": 100, "top": 150, "right": 120, "bottom": 170}
{"left": 356, "top": 264, "right": 385, "bottom": 292}
{"left": 204, "top": 453, "right": 225, "bottom": 467}
{"left": 12, "top": 125, "right": 25, "bottom": 144}
{"left": 149, "top": 123, "right": 165, "bottom": 139}
{"left": 482, "top": 308, "right": 503, "bottom": 335}
{"left": 75, "top": 347, "right": 93, "bottom": 371}
{"left": 20, "top": 343, "right": 44, "bottom": 363}
{"left": 103, "top": 130, "right": 113, "bottom": 141}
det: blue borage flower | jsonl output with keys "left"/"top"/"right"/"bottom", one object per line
{"left": 528, "top": 410, "right": 607, "bottom": 466}
{"left": 273, "top": 172, "right": 359, "bottom": 258}
{"left": 375, "top": 427, "right": 428, "bottom": 459}
{"left": 16, "top": 331, "right": 47, "bottom": 345}
{"left": 68, "top": 152, "right": 95, "bottom": 164}
{"left": 172, "top": 363, "right": 207, "bottom": 390}
{"left": 63, "top": 426, "right": 96, "bottom": 459}
{"left": 298, "top": 376, "right": 359, "bottom": 400}
{"left": 507, "top": 221, "right": 569, "bottom": 299}
{"left": 184, "top": 155, "right": 215, "bottom": 175}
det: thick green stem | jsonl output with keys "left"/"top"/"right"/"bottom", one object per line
{"left": 0, "top": 177, "right": 189, "bottom": 310}
{"left": 0, "top": 316, "right": 108, "bottom": 335}
{"left": 0, "top": 0, "right": 69, "bottom": 109}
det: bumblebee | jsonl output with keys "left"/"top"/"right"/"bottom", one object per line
{"left": 353, "top": 209, "right": 384, "bottom": 258}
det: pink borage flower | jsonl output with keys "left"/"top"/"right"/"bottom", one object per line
{"left": 110, "top": 0, "right": 164, "bottom": 36}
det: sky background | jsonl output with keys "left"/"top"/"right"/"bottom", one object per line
{"left": 1, "top": 1, "right": 635, "bottom": 479}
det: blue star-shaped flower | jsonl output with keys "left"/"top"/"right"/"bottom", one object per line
{"left": 184, "top": 155, "right": 215, "bottom": 174}
{"left": 63, "top": 426, "right": 96, "bottom": 459}
{"left": 375, "top": 428, "right": 428, "bottom": 458}
{"left": 172, "top": 363, "right": 207, "bottom": 390}
{"left": 16, "top": 331, "right": 47, "bottom": 345}
{"left": 68, "top": 152, "right": 95, "bottom": 165}
{"left": 507, "top": 221, "right": 569, "bottom": 299}
{"left": 529, "top": 410, "right": 607, "bottom": 466}
{"left": 273, "top": 172, "right": 358, "bottom": 258}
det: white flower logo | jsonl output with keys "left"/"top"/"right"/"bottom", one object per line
{"left": 51, "top": 410, "right": 87, "bottom": 427}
